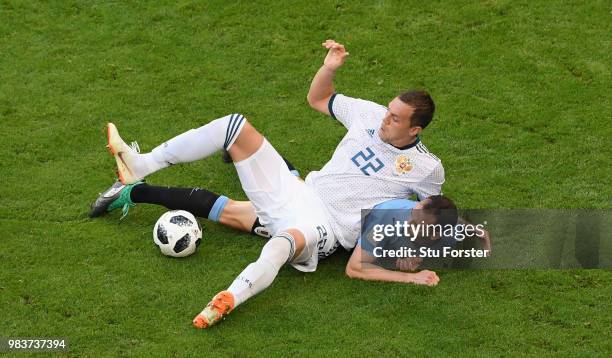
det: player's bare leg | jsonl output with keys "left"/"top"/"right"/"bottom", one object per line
{"left": 224, "top": 122, "right": 263, "bottom": 162}
{"left": 193, "top": 228, "right": 307, "bottom": 329}
{"left": 218, "top": 200, "right": 259, "bottom": 233}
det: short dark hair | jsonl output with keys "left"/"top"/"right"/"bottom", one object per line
{"left": 421, "top": 195, "right": 458, "bottom": 227}
{"left": 398, "top": 90, "right": 435, "bottom": 129}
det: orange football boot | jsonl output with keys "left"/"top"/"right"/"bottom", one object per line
{"left": 192, "top": 291, "right": 235, "bottom": 329}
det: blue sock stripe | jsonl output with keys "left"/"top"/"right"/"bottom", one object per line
{"left": 208, "top": 196, "right": 229, "bottom": 221}
{"left": 225, "top": 115, "right": 245, "bottom": 150}
{"left": 224, "top": 114, "right": 237, "bottom": 149}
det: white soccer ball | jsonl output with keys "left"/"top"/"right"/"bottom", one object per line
{"left": 153, "top": 210, "right": 202, "bottom": 257}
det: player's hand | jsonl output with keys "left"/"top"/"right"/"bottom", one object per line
{"left": 408, "top": 270, "right": 439, "bottom": 286}
{"left": 396, "top": 257, "right": 423, "bottom": 271}
{"left": 322, "top": 39, "right": 349, "bottom": 71}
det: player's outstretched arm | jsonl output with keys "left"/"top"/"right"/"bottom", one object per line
{"left": 307, "top": 39, "right": 349, "bottom": 115}
{"left": 345, "top": 244, "right": 440, "bottom": 286}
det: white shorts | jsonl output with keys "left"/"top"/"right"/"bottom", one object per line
{"left": 234, "top": 139, "right": 340, "bottom": 272}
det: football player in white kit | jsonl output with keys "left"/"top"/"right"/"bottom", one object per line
{"left": 103, "top": 39, "right": 444, "bottom": 328}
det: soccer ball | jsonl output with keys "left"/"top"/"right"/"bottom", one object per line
{"left": 153, "top": 210, "right": 202, "bottom": 257}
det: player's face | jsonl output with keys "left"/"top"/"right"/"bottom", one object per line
{"left": 378, "top": 98, "right": 421, "bottom": 147}
{"left": 410, "top": 201, "right": 442, "bottom": 243}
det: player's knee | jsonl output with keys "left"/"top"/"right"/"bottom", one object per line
{"left": 260, "top": 230, "right": 307, "bottom": 267}
{"left": 222, "top": 113, "right": 249, "bottom": 151}
{"left": 259, "top": 233, "right": 296, "bottom": 270}
{"left": 283, "top": 229, "right": 307, "bottom": 258}
{"left": 227, "top": 116, "right": 264, "bottom": 162}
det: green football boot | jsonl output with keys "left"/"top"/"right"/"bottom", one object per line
{"left": 89, "top": 180, "right": 143, "bottom": 219}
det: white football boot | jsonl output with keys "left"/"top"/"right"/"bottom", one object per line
{"left": 106, "top": 123, "right": 145, "bottom": 184}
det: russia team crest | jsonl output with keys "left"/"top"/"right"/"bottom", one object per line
{"left": 395, "top": 154, "right": 412, "bottom": 174}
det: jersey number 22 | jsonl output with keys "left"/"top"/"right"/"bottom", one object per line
{"left": 351, "top": 147, "right": 384, "bottom": 176}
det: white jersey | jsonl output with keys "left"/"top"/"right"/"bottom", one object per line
{"left": 305, "top": 94, "right": 445, "bottom": 250}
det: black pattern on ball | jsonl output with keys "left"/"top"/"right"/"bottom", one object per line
{"left": 173, "top": 233, "right": 191, "bottom": 253}
{"left": 156, "top": 223, "right": 168, "bottom": 244}
{"left": 170, "top": 215, "right": 193, "bottom": 226}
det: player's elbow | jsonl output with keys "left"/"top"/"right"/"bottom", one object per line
{"left": 306, "top": 93, "right": 322, "bottom": 110}
{"left": 345, "top": 263, "right": 361, "bottom": 279}
{"left": 307, "top": 94, "right": 331, "bottom": 115}
{"left": 306, "top": 92, "right": 314, "bottom": 106}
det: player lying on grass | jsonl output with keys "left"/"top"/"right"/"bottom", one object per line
{"left": 99, "top": 39, "right": 447, "bottom": 328}
{"left": 91, "top": 176, "right": 476, "bottom": 273}
{"left": 91, "top": 150, "right": 490, "bottom": 270}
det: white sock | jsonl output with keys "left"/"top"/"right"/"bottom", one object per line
{"left": 227, "top": 234, "right": 295, "bottom": 307}
{"left": 138, "top": 113, "right": 246, "bottom": 178}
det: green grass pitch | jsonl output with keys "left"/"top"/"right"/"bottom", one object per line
{"left": 1, "top": 0, "right": 610, "bottom": 356}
